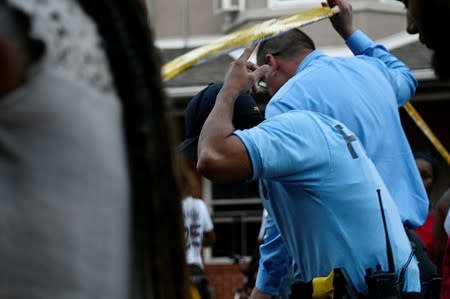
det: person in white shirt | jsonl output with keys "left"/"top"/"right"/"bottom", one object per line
{"left": 180, "top": 157, "right": 216, "bottom": 299}
{"left": 183, "top": 195, "right": 215, "bottom": 269}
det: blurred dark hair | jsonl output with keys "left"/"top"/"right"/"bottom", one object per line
{"left": 0, "top": 1, "right": 45, "bottom": 65}
{"left": 76, "top": 1, "right": 188, "bottom": 298}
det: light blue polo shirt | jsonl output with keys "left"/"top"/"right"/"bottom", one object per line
{"left": 234, "top": 110, "right": 420, "bottom": 295}
{"left": 265, "top": 30, "right": 427, "bottom": 229}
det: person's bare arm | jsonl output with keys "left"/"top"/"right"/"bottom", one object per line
{"left": 197, "top": 45, "right": 270, "bottom": 182}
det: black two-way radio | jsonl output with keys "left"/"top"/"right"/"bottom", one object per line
{"left": 364, "top": 189, "right": 401, "bottom": 299}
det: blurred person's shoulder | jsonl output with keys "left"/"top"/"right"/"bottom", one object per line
{"left": 39, "top": 66, "right": 119, "bottom": 104}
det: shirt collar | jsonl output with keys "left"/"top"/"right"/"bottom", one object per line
{"left": 296, "top": 49, "right": 326, "bottom": 74}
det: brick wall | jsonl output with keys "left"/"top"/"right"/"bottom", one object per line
{"left": 205, "top": 263, "right": 245, "bottom": 299}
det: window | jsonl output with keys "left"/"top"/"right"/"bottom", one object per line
{"left": 202, "top": 179, "right": 264, "bottom": 260}
{"left": 215, "top": 0, "right": 246, "bottom": 13}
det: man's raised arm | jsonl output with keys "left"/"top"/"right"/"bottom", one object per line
{"left": 197, "top": 45, "right": 270, "bottom": 182}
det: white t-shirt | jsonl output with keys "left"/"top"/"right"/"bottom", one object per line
{"left": 183, "top": 196, "right": 214, "bottom": 268}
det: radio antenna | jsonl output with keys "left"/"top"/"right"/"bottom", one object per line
{"left": 377, "top": 189, "right": 395, "bottom": 273}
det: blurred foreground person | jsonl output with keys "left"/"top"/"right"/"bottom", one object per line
{"left": 0, "top": 1, "right": 130, "bottom": 298}
{"left": 397, "top": 0, "right": 450, "bottom": 81}
{"left": 0, "top": 0, "right": 189, "bottom": 299}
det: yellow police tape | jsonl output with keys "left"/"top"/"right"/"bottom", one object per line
{"left": 162, "top": 6, "right": 450, "bottom": 166}
{"left": 404, "top": 102, "right": 450, "bottom": 165}
{"left": 162, "top": 6, "right": 338, "bottom": 82}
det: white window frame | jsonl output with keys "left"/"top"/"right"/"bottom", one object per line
{"left": 201, "top": 177, "right": 264, "bottom": 263}
{"left": 268, "top": 0, "right": 322, "bottom": 9}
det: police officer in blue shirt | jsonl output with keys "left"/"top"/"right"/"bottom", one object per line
{"left": 195, "top": 43, "right": 421, "bottom": 298}
{"left": 253, "top": 0, "right": 433, "bottom": 297}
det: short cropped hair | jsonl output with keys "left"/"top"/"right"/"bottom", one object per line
{"left": 256, "top": 29, "right": 315, "bottom": 66}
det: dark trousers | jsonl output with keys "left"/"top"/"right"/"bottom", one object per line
{"left": 404, "top": 229, "right": 441, "bottom": 299}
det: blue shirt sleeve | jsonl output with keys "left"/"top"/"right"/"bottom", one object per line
{"left": 345, "top": 30, "right": 418, "bottom": 106}
{"left": 256, "top": 215, "right": 292, "bottom": 296}
{"left": 234, "top": 112, "right": 330, "bottom": 182}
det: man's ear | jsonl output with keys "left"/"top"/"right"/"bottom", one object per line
{"left": 265, "top": 54, "right": 279, "bottom": 71}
